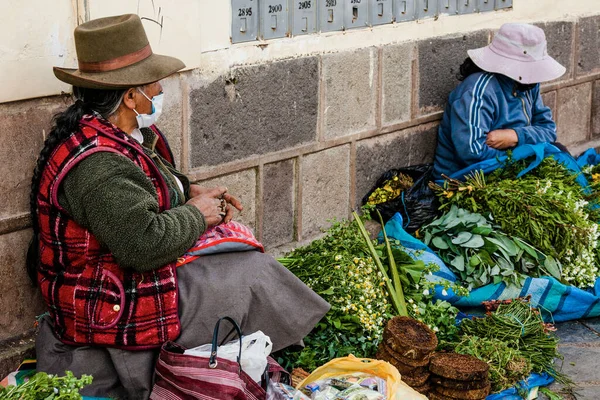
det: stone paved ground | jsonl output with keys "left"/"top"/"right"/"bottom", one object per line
{"left": 538, "top": 318, "right": 600, "bottom": 399}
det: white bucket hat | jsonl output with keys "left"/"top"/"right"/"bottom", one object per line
{"left": 467, "top": 23, "right": 566, "bottom": 84}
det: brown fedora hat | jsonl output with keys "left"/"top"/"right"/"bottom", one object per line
{"left": 54, "top": 14, "right": 185, "bottom": 89}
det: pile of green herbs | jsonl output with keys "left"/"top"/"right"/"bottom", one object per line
{"left": 450, "top": 299, "right": 570, "bottom": 393}
{"left": 422, "top": 205, "right": 561, "bottom": 290}
{"left": 0, "top": 371, "right": 92, "bottom": 399}
{"left": 277, "top": 210, "right": 463, "bottom": 371}
{"left": 432, "top": 157, "right": 600, "bottom": 288}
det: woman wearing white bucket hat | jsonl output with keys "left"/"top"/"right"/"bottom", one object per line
{"left": 433, "top": 23, "right": 567, "bottom": 180}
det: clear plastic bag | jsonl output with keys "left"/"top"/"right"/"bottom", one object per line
{"left": 267, "top": 381, "right": 311, "bottom": 400}
{"left": 296, "top": 355, "right": 427, "bottom": 400}
{"left": 184, "top": 330, "right": 273, "bottom": 383}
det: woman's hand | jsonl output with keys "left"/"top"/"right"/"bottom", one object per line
{"left": 187, "top": 185, "right": 243, "bottom": 225}
{"left": 486, "top": 129, "right": 518, "bottom": 150}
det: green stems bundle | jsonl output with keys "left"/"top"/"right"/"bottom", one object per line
{"left": 353, "top": 211, "right": 408, "bottom": 317}
{"left": 459, "top": 299, "right": 570, "bottom": 386}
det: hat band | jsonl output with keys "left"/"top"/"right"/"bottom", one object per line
{"left": 78, "top": 44, "right": 152, "bottom": 73}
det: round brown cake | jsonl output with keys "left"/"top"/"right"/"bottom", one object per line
{"left": 434, "top": 384, "right": 491, "bottom": 400}
{"left": 430, "top": 374, "right": 490, "bottom": 390}
{"left": 376, "top": 344, "right": 427, "bottom": 375}
{"left": 382, "top": 342, "right": 431, "bottom": 367}
{"left": 377, "top": 342, "right": 429, "bottom": 370}
{"left": 427, "top": 391, "right": 486, "bottom": 400}
{"left": 383, "top": 316, "right": 438, "bottom": 360}
{"left": 429, "top": 353, "right": 490, "bottom": 381}
{"left": 412, "top": 381, "right": 432, "bottom": 395}
{"left": 401, "top": 368, "right": 431, "bottom": 387}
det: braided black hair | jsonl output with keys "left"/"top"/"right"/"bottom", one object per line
{"left": 26, "top": 86, "right": 127, "bottom": 284}
{"left": 457, "top": 57, "right": 484, "bottom": 81}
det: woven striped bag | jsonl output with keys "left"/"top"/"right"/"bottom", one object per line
{"left": 150, "top": 317, "right": 287, "bottom": 400}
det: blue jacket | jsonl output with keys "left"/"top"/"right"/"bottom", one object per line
{"left": 433, "top": 72, "right": 557, "bottom": 180}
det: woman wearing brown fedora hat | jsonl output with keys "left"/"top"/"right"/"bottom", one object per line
{"left": 27, "top": 14, "right": 329, "bottom": 398}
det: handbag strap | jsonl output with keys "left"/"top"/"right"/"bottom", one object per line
{"left": 209, "top": 316, "right": 243, "bottom": 373}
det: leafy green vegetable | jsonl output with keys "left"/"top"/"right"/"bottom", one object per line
{"left": 453, "top": 335, "right": 531, "bottom": 392}
{"left": 277, "top": 210, "right": 464, "bottom": 370}
{"left": 422, "top": 205, "right": 559, "bottom": 289}
{"left": 0, "top": 371, "right": 92, "bottom": 399}
{"left": 432, "top": 156, "right": 599, "bottom": 288}
{"left": 458, "top": 299, "right": 572, "bottom": 389}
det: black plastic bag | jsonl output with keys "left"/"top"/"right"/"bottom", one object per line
{"left": 361, "top": 164, "right": 439, "bottom": 233}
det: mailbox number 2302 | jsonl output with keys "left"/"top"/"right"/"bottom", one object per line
{"left": 238, "top": 7, "right": 253, "bottom": 16}
{"left": 298, "top": 1, "right": 312, "bottom": 9}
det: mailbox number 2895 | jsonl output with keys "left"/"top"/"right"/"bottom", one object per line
{"left": 298, "top": 1, "right": 312, "bottom": 9}
{"left": 238, "top": 7, "right": 253, "bottom": 16}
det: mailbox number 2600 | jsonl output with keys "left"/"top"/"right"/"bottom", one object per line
{"left": 298, "top": 1, "right": 311, "bottom": 9}
{"left": 238, "top": 7, "right": 253, "bottom": 16}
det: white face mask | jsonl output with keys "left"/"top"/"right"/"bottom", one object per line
{"left": 134, "top": 88, "right": 164, "bottom": 128}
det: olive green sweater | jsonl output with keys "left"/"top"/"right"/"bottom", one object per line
{"left": 58, "top": 128, "right": 205, "bottom": 272}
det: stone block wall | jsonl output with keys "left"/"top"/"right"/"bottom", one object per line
{"left": 1, "top": 14, "right": 600, "bottom": 376}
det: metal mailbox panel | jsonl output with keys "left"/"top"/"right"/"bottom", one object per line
{"left": 320, "top": 0, "right": 345, "bottom": 32}
{"left": 438, "top": 0, "right": 457, "bottom": 15}
{"left": 260, "top": 0, "right": 289, "bottom": 39}
{"left": 457, "top": 0, "right": 476, "bottom": 14}
{"left": 394, "top": 0, "right": 415, "bottom": 22}
{"left": 345, "top": 0, "right": 369, "bottom": 30}
{"left": 292, "top": 0, "right": 317, "bottom": 35}
{"left": 416, "top": 0, "right": 437, "bottom": 19}
{"left": 495, "top": 0, "right": 512, "bottom": 9}
{"left": 478, "top": 0, "right": 495, "bottom": 12}
{"left": 370, "top": 0, "right": 394, "bottom": 26}
{"left": 231, "top": 0, "right": 258, "bottom": 43}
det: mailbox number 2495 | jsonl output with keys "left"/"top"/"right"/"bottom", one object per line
{"left": 298, "top": 1, "right": 312, "bottom": 9}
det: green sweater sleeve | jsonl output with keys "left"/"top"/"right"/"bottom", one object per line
{"left": 58, "top": 152, "right": 205, "bottom": 272}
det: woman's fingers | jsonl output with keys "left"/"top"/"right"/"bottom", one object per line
{"left": 224, "top": 204, "right": 234, "bottom": 224}
{"left": 223, "top": 193, "right": 243, "bottom": 211}
{"left": 205, "top": 186, "right": 228, "bottom": 198}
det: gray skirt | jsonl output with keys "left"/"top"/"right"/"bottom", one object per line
{"left": 36, "top": 251, "right": 329, "bottom": 399}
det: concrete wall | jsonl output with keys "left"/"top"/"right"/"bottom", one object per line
{"left": 1, "top": 1, "right": 600, "bottom": 377}
{"left": 2, "top": 0, "right": 600, "bottom": 103}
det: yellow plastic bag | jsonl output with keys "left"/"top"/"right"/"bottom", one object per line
{"left": 296, "top": 355, "right": 427, "bottom": 400}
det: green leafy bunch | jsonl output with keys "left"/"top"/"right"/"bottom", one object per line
{"left": 0, "top": 371, "right": 92, "bottom": 400}
{"left": 422, "top": 205, "right": 561, "bottom": 290}
{"left": 277, "top": 210, "right": 462, "bottom": 370}
{"left": 277, "top": 216, "right": 394, "bottom": 371}
{"left": 457, "top": 299, "right": 571, "bottom": 390}
{"left": 432, "top": 157, "right": 600, "bottom": 288}
{"left": 453, "top": 335, "right": 531, "bottom": 392}
{"left": 408, "top": 297, "right": 461, "bottom": 346}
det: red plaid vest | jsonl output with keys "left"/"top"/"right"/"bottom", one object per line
{"left": 36, "top": 115, "right": 181, "bottom": 349}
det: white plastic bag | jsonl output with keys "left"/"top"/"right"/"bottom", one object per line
{"left": 184, "top": 330, "right": 273, "bottom": 383}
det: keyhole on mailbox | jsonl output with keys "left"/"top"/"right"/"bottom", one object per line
{"left": 378, "top": 3, "right": 384, "bottom": 16}
{"left": 271, "top": 15, "right": 277, "bottom": 30}
{"left": 240, "top": 18, "right": 247, "bottom": 33}
{"left": 352, "top": 6, "right": 358, "bottom": 21}
{"left": 328, "top": 9, "right": 334, "bottom": 22}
